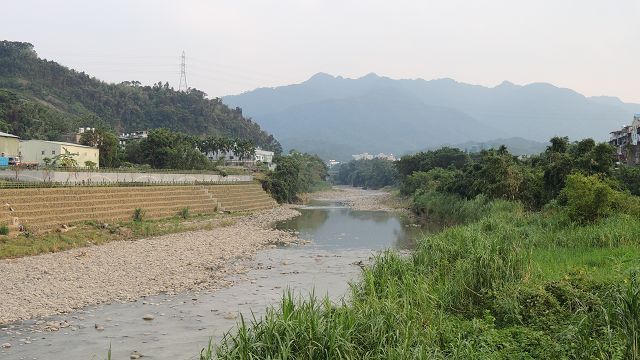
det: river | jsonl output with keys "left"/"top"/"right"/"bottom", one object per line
{"left": 0, "top": 197, "right": 426, "bottom": 360}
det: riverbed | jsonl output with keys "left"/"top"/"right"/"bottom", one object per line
{"left": 0, "top": 189, "right": 426, "bottom": 360}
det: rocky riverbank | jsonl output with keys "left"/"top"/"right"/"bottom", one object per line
{"left": 0, "top": 206, "right": 302, "bottom": 324}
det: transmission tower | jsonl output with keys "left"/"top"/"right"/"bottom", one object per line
{"left": 178, "top": 51, "right": 188, "bottom": 92}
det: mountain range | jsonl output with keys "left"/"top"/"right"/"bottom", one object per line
{"left": 223, "top": 73, "right": 639, "bottom": 160}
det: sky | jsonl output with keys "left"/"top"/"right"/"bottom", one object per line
{"left": 3, "top": 0, "right": 639, "bottom": 102}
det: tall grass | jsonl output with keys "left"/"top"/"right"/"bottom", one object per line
{"left": 207, "top": 196, "right": 637, "bottom": 359}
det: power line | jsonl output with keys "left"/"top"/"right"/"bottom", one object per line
{"left": 178, "top": 51, "right": 188, "bottom": 92}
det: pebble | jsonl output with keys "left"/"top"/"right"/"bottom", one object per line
{"left": 0, "top": 207, "right": 302, "bottom": 324}
{"left": 142, "top": 314, "right": 155, "bottom": 321}
{"left": 224, "top": 312, "right": 238, "bottom": 320}
{"left": 1, "top": 343, "right": 11, "bottom": 348}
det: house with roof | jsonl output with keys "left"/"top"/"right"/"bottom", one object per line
{"left": 0, "top": 131, "right": 20, "bottom": 166}
{"left": 0, "top": 131, "right": 20, "bottom": 158}
{"left": 609, "top": 114, "right": 640, "bottom": 165}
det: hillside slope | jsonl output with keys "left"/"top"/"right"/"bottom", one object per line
{"left": 224, "top": 73, "right": 640, "bottom": 159}
{"left": 0, "top": 41, "right": 281, "bottom": 152}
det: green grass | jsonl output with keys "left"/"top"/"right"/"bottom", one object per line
{"left": 206, "top": 196, "right": 639, "bottom": 359}
{"left": 0, "top": 212, "right": 237, "bottom": 259}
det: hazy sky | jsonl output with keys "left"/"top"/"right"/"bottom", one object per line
{"left": 3, "top": 0, "right": 639, "bottom": 102}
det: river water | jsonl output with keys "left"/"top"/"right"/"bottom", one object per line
{"left": 1, "top": 200, "right": 425, "bottom": 360}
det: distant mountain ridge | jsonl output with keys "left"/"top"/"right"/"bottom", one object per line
{"left": 223, "top": 72, "right": 639, "bottom": 160}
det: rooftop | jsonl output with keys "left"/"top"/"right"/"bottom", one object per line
{"left": 0, "top": 131, "right": 19, "bottom": 139}
{"left": 21, "top": 139, "right": 95, "bottom": 149}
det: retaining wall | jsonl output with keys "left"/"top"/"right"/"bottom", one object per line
{"left": 0, "top": 169, "right": 252, "bottom": 184}
{"left": 0, "top": 183, "right": 276, "bottom": 234}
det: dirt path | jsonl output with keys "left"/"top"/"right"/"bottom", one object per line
{"left": 0, "top": 206, "right": 301, "bottom": 324}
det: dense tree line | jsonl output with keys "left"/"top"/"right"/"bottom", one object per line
{"left": 77, "top": 127, "right": 259, "bottom": 171}
{"left": 335, "top": 158, "right": 398, "bottom": 189}
{"left": 264, "top": 151, "right": 329, "bottom": 203}
{"left": 398, "top": 136, "right": 640, "bottom": 223}
{"left": 0, "top": 41, "right": 281, "bottom": 153}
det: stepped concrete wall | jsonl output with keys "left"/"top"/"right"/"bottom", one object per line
{"left": 0, "top": 169, "right": 252, "bottom": 184}
{"left": 0, "top": 183, "right": 276, "bottom": 234}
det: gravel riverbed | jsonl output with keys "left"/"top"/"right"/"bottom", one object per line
{"left": 0, "top": 206, "right": 301, "bottom": 324}
{"left": 311, "top": 186, "right": 398, "bottom": 211}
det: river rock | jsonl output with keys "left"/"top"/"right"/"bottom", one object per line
{"left": 1, "top": 343, "right": 11, "bottom": 348}
{"left": 224, "top": 312, "right": 238, "bottom": 320}
{"left": 142, "top": 314, "right": 155, "bottom": 321}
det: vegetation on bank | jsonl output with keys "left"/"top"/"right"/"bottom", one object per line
{"left": 263, "top": 151, "right": 330, "bottom": 203}
{"left": 335, "top": 158, "right": 398, "bottom": 189}
{"left": 206, "top": 136, "right": 640, "bottom": 359}
{"left": 0, "top": 212, "right": 238, "bottom": 259}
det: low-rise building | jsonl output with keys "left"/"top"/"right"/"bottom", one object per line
{"left": 207, "top": 147, "right": 275, "bottom": 168}
{"left": 609, "top": 114, "right": 640, "bottom": 165}
{"left": 352, "top": 152, "right": 396, "bottom": 161}
{"left": 352, "top": 152, "right": 374, "bottom": 161}
{"left": 119, "top": 130, "right": 148, "bottom": 146}
{"left": 0, "top": 131, "right": 20, "bottom": 158}
{"left": 19, "top": 140, "right": 100, "bottom": 168}
{"left": 0, "top": 131, "right": 20, "bottom": 166}
{"left": 254, "top": 149, "right": 274, "bottom": 164}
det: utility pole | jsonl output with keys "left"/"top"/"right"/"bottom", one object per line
{"left": 178, "top": 51, "right": 188, "bottom": 92}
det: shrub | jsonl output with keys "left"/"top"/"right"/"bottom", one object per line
{"left": 0, "top": 225, "right": 8, "bottom": 236}
{"left": 133, "top": 208, "right": 144, "bottom": 222}
{"left": 561, "top": 174, "right": 615, "bottom": 223}
{"left": 412, "top": 191, "right": 494, "bottom": 225}
{"left": 180, "top": 207, "right": 190, "bottom": 219}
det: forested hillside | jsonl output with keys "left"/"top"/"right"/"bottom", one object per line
{"left": 0, "top": 41, "right": 281, "bottom": 152}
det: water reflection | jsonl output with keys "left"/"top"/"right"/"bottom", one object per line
{"left": 276, "top": 201, "right": 426, "bottom": 250}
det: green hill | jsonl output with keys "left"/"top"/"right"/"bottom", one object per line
{"left": 0, "top": 41, "right": 281, "bottom": 152}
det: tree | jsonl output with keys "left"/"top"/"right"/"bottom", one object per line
{"left": 53, "top": 148, "right": 79, "bottom": 168}
{"left": 79, "top": 129, "right": 119, "bottom": 168}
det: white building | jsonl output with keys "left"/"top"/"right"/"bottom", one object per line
{"left": 0, "top": 131, "right": 20, "bottom": 158}
{"left": 19, "top": 140, "right": 100, "bottom": 168}
{"left": 119, "top": 130, "right": 148, "bottom": 146}
{"left": 254, "top": 149, "right": 274, "bottom": 164}
{"left": 352, "top": 152, "right": 374, "bottom": 161}
{"left": 352, "top": 152, "right": 396, "bottom": 161}
{"left": 206, "top": 148, "right": 275, "bottom": 168}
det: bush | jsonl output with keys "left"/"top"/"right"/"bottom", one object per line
{"left": 180, "top": 207, "right": 190, "bottom": 219}
{"left": 560, "top": 174, "right": 615, "bottom": 223}
{"left": 0, "top": 225, "right": 8, "bottom": 235}
{"left": 133, "top": 208, "right": 144, "bottom": 222}
{"left": 412, "top": 191, "right": 494, "bottom": 225}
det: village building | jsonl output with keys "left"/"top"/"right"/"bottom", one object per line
{"left": 0, "top": 131, "right": 20, "bottom": 159}
{"left": 118, "top": 130, "right": 148, "bottom": 146}
{"left": 0, "top": 131, "right": 20, "bottom": 166}
{"left": 206, "top": 147, "right": 275, "bottom": 168}
{"left": 352, "top": 152, "right": 396, "bottom": 161}
{"left": 352, "top": 152, "right": 374, "bottom": 161}
{"left": 609, "top": 114, "right": 640, "bottom": 165}
{"left": 19, "top": 140, "right": 100, "bottom": 168}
